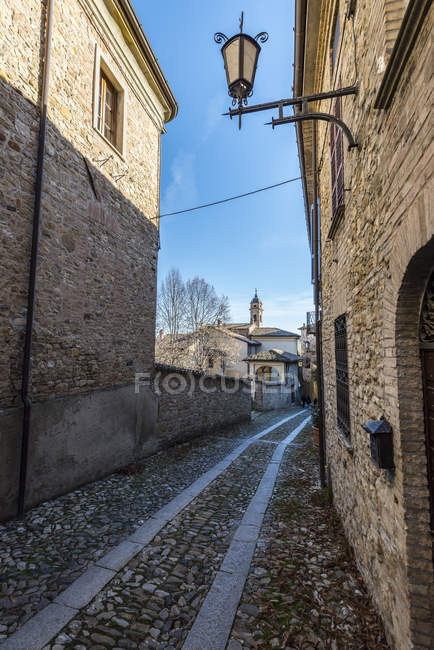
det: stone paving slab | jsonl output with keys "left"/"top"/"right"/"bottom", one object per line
{"left": 220, "top": 541, "right": 256, "bottom": 576}
{"left": 0, "top": 603, "right": 75, "bottom": 650}
{"left": 54, "top": 566, "right": 115, "bottom": 609}
{"left": 182, "top": 571, "right": 245, "bottom": 650}
{"left": 96, "top": 541, "right": 143, "bottom": 572}
{"left": 260, "top": 411, "right": 311, "bottom": 442}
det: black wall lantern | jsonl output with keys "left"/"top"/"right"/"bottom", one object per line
{"left": 363, "top": 416, "right": 394, "bottom": 472}
{"left": 214, "top": 12, "right": 268, "bottom": 128}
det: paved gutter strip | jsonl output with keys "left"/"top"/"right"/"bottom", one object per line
{"left": 0, "top": 409, "right": 307, "bottom": 650}
{"left": 182, "top": 415, "right": 312, "bottom": 650}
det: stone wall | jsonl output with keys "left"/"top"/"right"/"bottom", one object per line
{"left": 300, "top": 1, "right": 433, "bottom": 647}
{"left": 0, "top": 365, "right": 251, "bottom": 521}
{"left": 0, "top": 0, "right": 168, "bottom": 411}
{"left": 154, "top": 364, "right": 252, "bottom": 445}
{"left": 255, "top": 380, "right": 296, "bottom": 411}
{"left": 0, "top": 0, "right": 175, "bottom": 518}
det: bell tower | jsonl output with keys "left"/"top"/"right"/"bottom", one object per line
{"left": 250, "top": 289, "right": 263, "bottom": 327}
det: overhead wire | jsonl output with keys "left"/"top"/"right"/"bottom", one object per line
{"left": 154, "top": 175, "right": 304, "bottom": 220}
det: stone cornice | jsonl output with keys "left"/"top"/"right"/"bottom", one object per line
{"left": 78, "top": 0, "right": 177, "bottom": 127}
{"left": 375, "top": 0, "right": 432, "bottom": 109}
{"left": 114, "top": 0, "right": 178, "bottom": 122}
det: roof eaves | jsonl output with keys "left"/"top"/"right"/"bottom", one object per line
{"left": 116, "top": 0, "right": 178, "bottom": 122}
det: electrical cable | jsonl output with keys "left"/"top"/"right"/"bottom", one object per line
{"left": 154, "top": 175, "right": 304, "bottom": 220}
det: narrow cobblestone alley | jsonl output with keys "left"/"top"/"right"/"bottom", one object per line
{"left": 0, "top": 409, "right": 388, "bottom": 649}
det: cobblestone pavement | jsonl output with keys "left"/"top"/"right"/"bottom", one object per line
{"left": 0, "top": 408, "right": 299, "bottom": 642}
{"left": 49, "top": 442, "right": 276, "bottom": 649}
{"left": 1, "top": 410, "right": 389, "bottom": 650}
{"left": 260, "top": 413, "right": 310, "bottom": 443}
{"left": 227, "top": 426, "right": 389, "bottom": 650}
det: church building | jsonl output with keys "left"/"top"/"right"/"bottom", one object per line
{"left": 228, "top": 292, "right": 301, "bottom": 408}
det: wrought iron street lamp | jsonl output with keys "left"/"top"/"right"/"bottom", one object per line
{"left": 214, "top": 12, "right": 268, "bottom": 129}
{"left": 214, "top": 14, "right": 359, "bottom": 489}
{"left": 214, "top": 13, "right": 358, "bottom": 150}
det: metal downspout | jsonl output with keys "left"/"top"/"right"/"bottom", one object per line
{"left": 294, "top": 0, "right": 327, "bottom": 488}
{"left": 312, "top": 122, "right": 326, "bottom": 488}
{"left": 293, "top": 0, "right": 310, "bottom": 241}
{"left": 18, "top": 0, "right": 54, "bottom": 518}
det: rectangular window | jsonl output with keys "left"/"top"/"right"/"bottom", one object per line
{"left": 98, "top": 73, "right": 118, "bottom": 147}
{"left": 330, "top": 96, "right": 344, "bottom": 219}
{"left": 93, "top": 46, "right": 126, "bottom": 156}
{"left": 335, "top": 313, "right": 350, "bottom": 437}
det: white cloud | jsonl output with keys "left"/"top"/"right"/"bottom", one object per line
{"left": 201, "top": 92, "right": 227, "bottom": 141}
{"left": 161, "top": 151, "right": 198, "bottom": 213}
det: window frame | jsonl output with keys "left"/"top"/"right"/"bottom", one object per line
{"left": 93, "top": 45, "right": 126, "bottom": 158}
{"left": 334, "top": 313, "right": 351, "bottom": 438}
{"left": 330, "top": 95, "right": 344, "bottom": 221}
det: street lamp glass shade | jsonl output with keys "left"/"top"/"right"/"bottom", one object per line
{"left": 221, "top": 34, "right": 261, "bottom": 101}
{"left": 224, "top": 38, "right": 240, "bottom": 86}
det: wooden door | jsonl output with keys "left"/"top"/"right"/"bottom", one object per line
{"left": 422, "top": 350, "right": 434, "bottom": 541}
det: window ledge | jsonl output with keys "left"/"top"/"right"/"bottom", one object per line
{"left": 93, "top": 126, "right": 126, "bottom": 163}
{"left": 334, "top": 426, "right": 353, "bottom": 456}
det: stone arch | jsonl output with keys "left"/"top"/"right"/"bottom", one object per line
{"left": 256, "top": 366, "right": 279, "bottom": 381}
{"left": 395, "top": 235, "right": 434, "bottom": 645}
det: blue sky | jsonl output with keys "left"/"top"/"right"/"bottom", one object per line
{"left": 135, "top": 0, "right": 314, "bottom": 332}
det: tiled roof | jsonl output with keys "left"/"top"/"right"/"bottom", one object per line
{"left": 251, "top": 327, "right": 300, "bottom": 338}
{"left": 245, "top": 349, "right": 301, "bottom": 363}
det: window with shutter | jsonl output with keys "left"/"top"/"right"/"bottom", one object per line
{"left": 330, "top": 96, "right": 344, "bottom": 219}
{"left": 98, "top": 73, "right": 118, "bottom": 147}
{"left": 335, "top": 313, "right": 350, "bottom": 438}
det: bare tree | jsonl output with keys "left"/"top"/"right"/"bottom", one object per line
{"left": 156, "top": 269, "right": 186, "bottom": 365}
{"left": 157, "top": 268, "right": 186, "bottom": 337}
{"left": 185, "top": 277, "right": 230, "bottom": 331}
{"left": 156, "top": 272, "right": 232, "bottom": 370}
{"left": 190, "top": 325, "right": 239, "bottom": 372}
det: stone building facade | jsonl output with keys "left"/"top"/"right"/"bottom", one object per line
{"left": 0, "top": 0, "right": 177, "bottom": 519}
{"left": 294, "top": 1, "right": 433, "bottom": 647}
{"left": 229, "top": 292, "right": 301, "bottom": 409}
{"left": 298, "top": 316, "right": 318, "bottom": 402}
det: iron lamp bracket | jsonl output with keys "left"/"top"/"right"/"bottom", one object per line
{"left": 224, "top": 85, "right": 359, "bottom": 149}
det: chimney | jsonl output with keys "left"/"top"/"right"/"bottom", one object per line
{"left": 159, "top": 329, "right": 164, "bottom": 339}
{"left": 217, "top": 319, "right": 222, "bottom": 326}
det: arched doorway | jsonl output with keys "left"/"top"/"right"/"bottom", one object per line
{"left": 395, "top": 236, "right": 434, "bottom": 644}
{"left": 420, "top": 271, "right": 434, "bottom": 557}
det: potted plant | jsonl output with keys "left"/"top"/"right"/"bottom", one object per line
{"left": 312, "top": 406, "right": 320, "bottom": 446}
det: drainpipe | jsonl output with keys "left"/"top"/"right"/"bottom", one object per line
{"left": 294, "top": 0, "right": 327, "bottom": 487}
{"left": 293, "top": 0, "right": 310, "bottom": 239}
{"left": 311, "top": 122, "right": 326, "bottom": 488}
{"left": 18, "top": 0, "right": 54, "bottom": 518}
